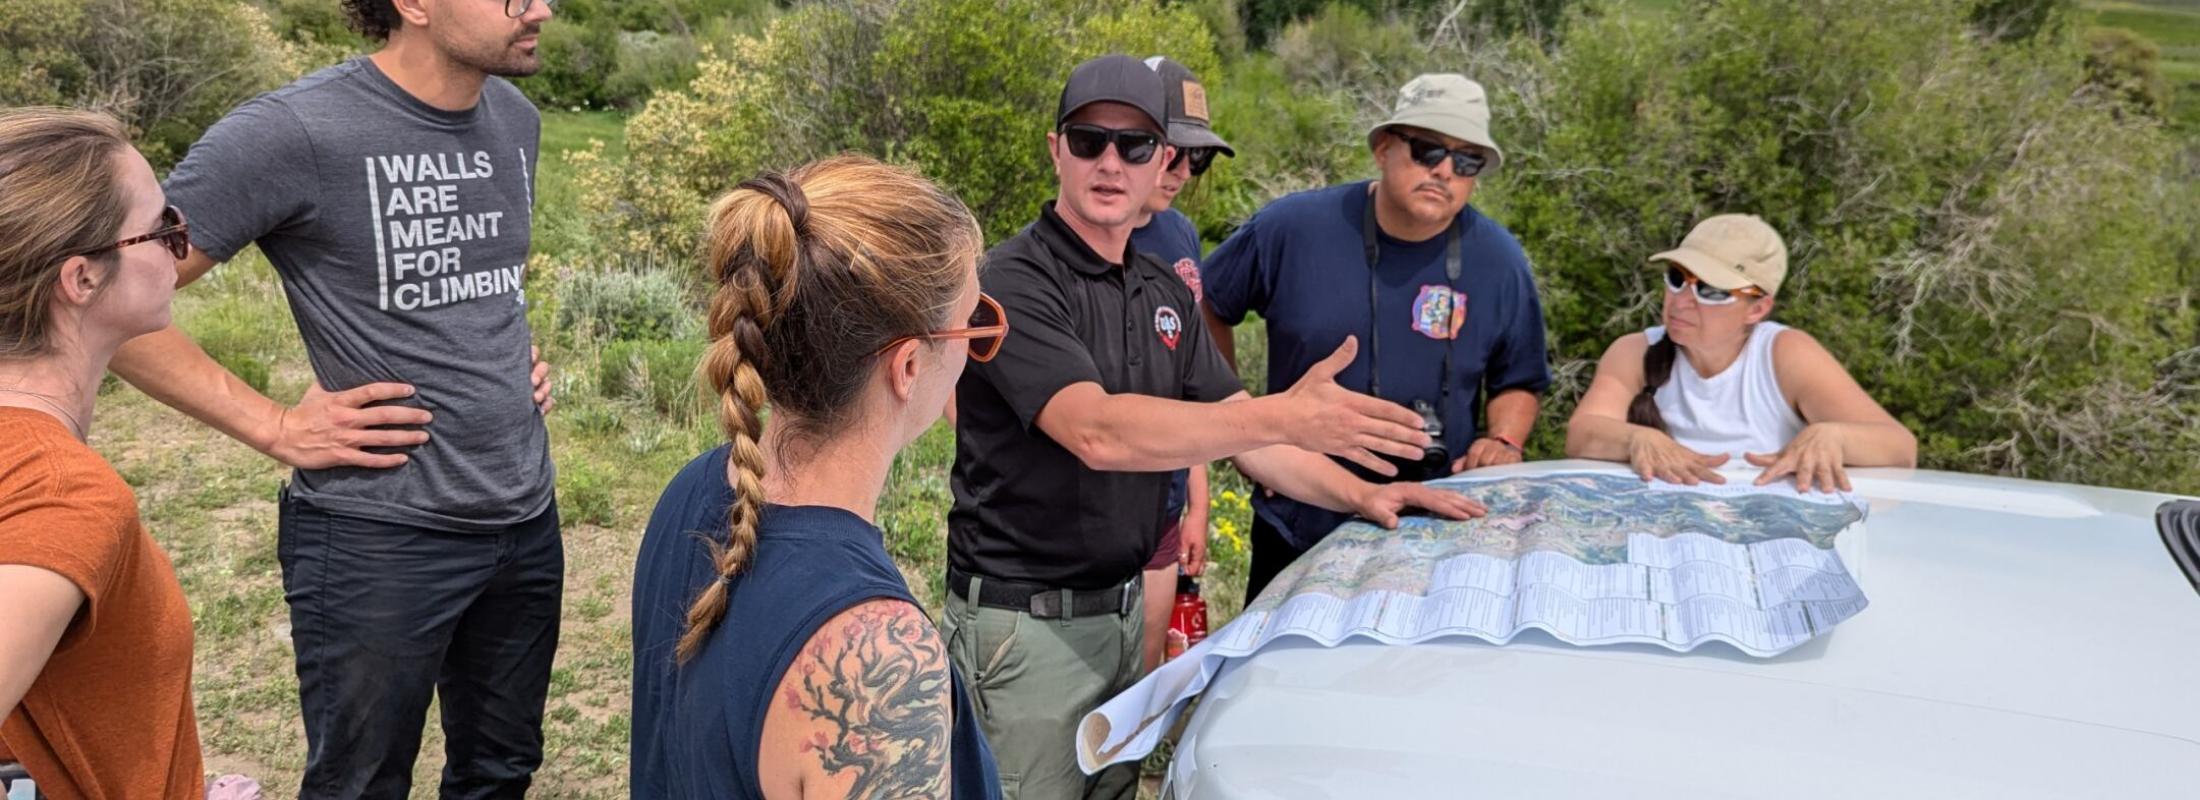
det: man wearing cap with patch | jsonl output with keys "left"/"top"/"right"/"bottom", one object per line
{"left": 946, "top": 56, "right": 1484, "bottom": 799}
{"left": 1564, "top": 214, "right": 1916, "bottom": 492}
{"left": 1200, "top": 73, "right": 1554, "bottom": 603}
{"left": 1128, "top": 55, "right": 1235, "bottom": 672}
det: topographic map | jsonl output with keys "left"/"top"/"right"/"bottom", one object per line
{"left": 1079, "top": 471, "right": 1872, "bottom": 772}
{"left": 1251, "top": 472, "right": 1864, "bottom": 611}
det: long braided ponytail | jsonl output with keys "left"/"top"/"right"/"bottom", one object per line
{"left": 1627, "top": 334, "right": 1679, "bottom": 433}
{"left": 676, "top": 156, "right": 981, "bottom": 664}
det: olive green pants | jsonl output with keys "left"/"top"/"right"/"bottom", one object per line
{"left": 940, "top": 579, "right": 1145, "bottom": 800}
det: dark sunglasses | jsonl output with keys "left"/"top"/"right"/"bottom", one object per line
{"left": 1663, "top": 265, "right": 1765, "bottom": 306}
{"left": 1060, "top": 124, "right": 1163, "bottom": 166}
{"left": 876, "top": 292, "right": 1010, "bottom": 363}
{"left": 83, "top": 205, "right": 190, "bottom": 261}
{"left": 1394, "top": 132, "right": 1488, "bottom": 178}
{"left": 1168, "top": 146, "right": 1220, "bottom": 177}
{"left": 504, "top": 0, "right": 556, "bottom": 17}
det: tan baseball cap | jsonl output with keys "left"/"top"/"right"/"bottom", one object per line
{"left": 1650, "top": 214, "right": 1789, "bottom": 296}
{"left": 1367, "top": 73, "right": 1503, "bottom": 171}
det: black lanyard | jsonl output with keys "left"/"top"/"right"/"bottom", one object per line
{"left": 1361, "top": 187, "right": 1462, "bottom": 415}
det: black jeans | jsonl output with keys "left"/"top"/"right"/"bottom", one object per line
{"left": 277, "top": 489, "right": 563, "bottom": 800}
{"left": 1243, "top": 515, "right": 1308, "bottom": 606}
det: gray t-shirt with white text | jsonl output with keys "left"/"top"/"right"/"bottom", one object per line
{"left": 165, "top": 58, "right": 552, "bottom": 532}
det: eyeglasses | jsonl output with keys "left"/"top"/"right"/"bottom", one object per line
{"left": 1393, "top": 132, "right": 1487, "bottom": 178}
{"left": 876, "top": 292, "right": 1010, "bottom": 363}
{"left": 1168, "top": 146, "right": 1219, "bottom": 177}
{"left": 1663, "top": 265, "right": 1765, "bottom": 306}
{"left": 503, "top": 0, "right": 556, "bottom": 17}
{"left": 1060, "top": 124, "right": 1163, "bottom": 166}
{"left": 82, "top": 205, "right": 190, "bottom": 261}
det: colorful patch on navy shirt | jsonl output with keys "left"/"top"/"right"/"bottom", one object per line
{"left": 1155, "top": 305, "right": 1183, "bottom": 350}
{"left": 1412, "top": 284, "right": 1467, "bottom": 340}
{"left": 1170, "top": 257, "right": 1203, "bottom": 303}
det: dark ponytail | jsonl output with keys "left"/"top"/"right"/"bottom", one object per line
{"left": 1628, "top": 334, "right": 1679, "bottom": 432}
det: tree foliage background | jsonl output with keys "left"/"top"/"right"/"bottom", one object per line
{"left": 556, "top": 0, "right": 2200, "bottom": 493}
{"left": 4, "top": 0, "right": 2195, "bottom": 496}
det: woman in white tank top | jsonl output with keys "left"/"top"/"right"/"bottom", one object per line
{"left": 1565, "top": 215, "right": 1915, "bottom": 492}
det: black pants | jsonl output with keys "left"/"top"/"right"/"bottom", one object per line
{"left": 277, "top": 489, "right": 563, "bottom": 800}
{"left": 1244, "top": 515, "right": 1308, "bottom": 606}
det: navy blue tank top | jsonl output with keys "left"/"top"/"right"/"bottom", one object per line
{"left": 631, "top": 446, "right": 1000, "bottom": 799}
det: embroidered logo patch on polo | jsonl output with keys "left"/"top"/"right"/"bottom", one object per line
{"left": 1412, "top": 285, "right": 1466, "bottom": 340}
{"left": 1155, "top": 305, "right": 1183, "bottom": 351}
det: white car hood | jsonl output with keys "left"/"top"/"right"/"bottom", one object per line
{"left": 1171, "top": 462, "right": 2200, "bottom": 799}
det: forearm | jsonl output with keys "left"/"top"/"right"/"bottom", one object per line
{"left": 1830, "top": 421, "right": 1918, "bottom": 468}
{"left": 1565, "top": 413, "right": 1644, "bottom": 462}
{"left": 1185, "top": 465, "right": 1210, "bottom": 521}
{"left": 1232, "top": 445, "right": 1366, "bottom": 515}
{"left": 1053, "top": 390, "right": 1293, "bottom": 472}
{"left": 1483, "top": 389, "right": 1539, "bottom": 445}
{"left": 110, "top": 325, "right": 286, "bottom": 453}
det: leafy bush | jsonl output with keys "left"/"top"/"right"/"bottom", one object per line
{"left": 0, "top": 0, "right": 303, "bottom": 167}
{"left": 576, "top": 0, "right": 1222, "bottom": 260}
{"left": 597, "top": 338, "right": 706, "bottom": 416}
{"left": 552, "top": 266, "right": 701, "bottom": 343}
{"left": 2086, "top": 27, "right": 2173, "bottom": 117}
{"left": 1491, "top": 0, "right": 2200, "bottom": 491}
{"left": 557, "top": 461, "right": 617, "bottom": 526}
{"left": 511, "top": 0, "right": 775, "bottom": 109}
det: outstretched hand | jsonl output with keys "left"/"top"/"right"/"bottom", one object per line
{"left": 1279, "top": 336, "right": 1432, "bottom": 476}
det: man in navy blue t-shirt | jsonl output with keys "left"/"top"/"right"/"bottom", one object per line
{"left": 1201, "top": 74, "right": 1554, "bottom": 602}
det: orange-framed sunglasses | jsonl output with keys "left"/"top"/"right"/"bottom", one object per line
{"left": 876, "top": 292, "right": 1009, "bottom": 363}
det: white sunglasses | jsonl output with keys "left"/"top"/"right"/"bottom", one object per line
{"left": 1664, "top": 265, "right": 1765, "bottom": 306}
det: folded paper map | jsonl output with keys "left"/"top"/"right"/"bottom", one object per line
{"left": 1077, "top": 471, "right": 1870, "bottom": 772}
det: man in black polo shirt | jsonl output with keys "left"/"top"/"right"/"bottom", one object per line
{"left": 944, "top": 54, "right": 1486, "bottom": 799}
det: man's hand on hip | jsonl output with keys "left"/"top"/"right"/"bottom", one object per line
{"left": 267, "top": 382, "right": 432, "bottom": 470}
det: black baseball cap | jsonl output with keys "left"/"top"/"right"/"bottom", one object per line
{"left": 1056, "top": 54, "right": 1168, "bottom": 133}
{"left": 1143, "top": 56, "right": 1235, "bottom": 157}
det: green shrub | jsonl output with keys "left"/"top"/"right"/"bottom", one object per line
{"left": 1492, "top": 0, "right": 2200, "bottom": 491}
{"left": 597, "top": 338, "right": 706, "bottom": 417}
{"left": 2086, "top": 27, "right": 2173, "bottom": 117}
{"left": 558, "top": 461, "right": 617, "bottom": 526}
{"left": 1, "top": 0, "right": 303, "bottom": 168}
{"left": 576, "top": 0, "right": 1223, "bottom": 258}
{"left": 552, "top": 266, "right": 701, "bottom": 343}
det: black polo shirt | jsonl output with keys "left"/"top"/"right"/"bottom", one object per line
{"left": 948, "top": 202, "right": 1244, "bottom": 590}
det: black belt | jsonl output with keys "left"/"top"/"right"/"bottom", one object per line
{"left": 949, "top": 567, "right": 1138, "bottom": 619}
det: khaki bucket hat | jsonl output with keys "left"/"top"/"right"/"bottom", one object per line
{"left": 1367, "top": 73, "right": 1503, "bottom": 171}
{"left": 1650, "top": 214, "right": 1789, "bottom": 296}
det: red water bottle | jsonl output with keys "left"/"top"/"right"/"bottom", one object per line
{"left": 1167, "top": 572, "right": 1208, "bottom": 660}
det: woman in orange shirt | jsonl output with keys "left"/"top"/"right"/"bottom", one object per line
{"left": 0, "top": 108, "right": 205, "bottom": 799}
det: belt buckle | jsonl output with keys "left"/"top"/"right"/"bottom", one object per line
{"left": 1028, "top": 590, "right": 1062, "bottom": 619}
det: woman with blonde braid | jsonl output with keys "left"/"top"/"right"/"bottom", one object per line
{"left": 630, "top": 156, "right": 1005, "bottom": 799}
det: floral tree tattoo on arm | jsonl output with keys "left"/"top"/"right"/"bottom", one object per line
{"left": 783, "top": 601, "right": 953, "bottom": 799}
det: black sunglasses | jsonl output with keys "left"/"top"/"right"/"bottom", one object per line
{"left": 1394, "top": 132, "right": 1487, "bottom": 178}
{"left": 1168, "top": 146, "right": 1220, "bottom": 177}
{"left": 83, "top": 205, "right": 190, "bottom": 261}
{"left": 1060, "top": 124, "right": 1163, "bottom": 166}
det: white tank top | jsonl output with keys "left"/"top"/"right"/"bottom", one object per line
{"left": 1642, "top": 321, "right": 1805, "bottom": 459}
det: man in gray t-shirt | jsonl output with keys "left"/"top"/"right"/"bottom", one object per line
{"left": 113, "top": 0, "right": 563, "bottom": 795}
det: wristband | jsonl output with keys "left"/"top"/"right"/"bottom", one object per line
{"left": 1486, "top": 433, "right": 1523, "bottom": 453}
